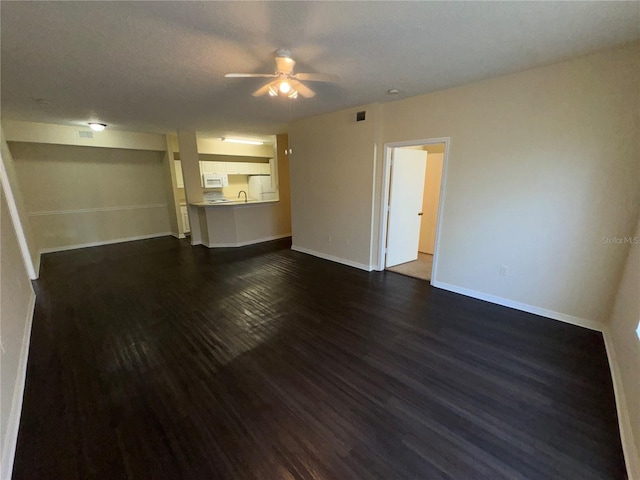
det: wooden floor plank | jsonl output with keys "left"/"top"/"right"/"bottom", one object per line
{"left": 13, "top": 236, "right": 626, "bottom": 479}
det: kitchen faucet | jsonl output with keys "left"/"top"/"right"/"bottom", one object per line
{"left": 238, "top": 190, "right": 248, "bottom": 203}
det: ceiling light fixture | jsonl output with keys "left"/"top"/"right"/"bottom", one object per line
{"left": 387, "top": 88, "right": 399, "bottom": 95}
{"left": 88, "top": 123, "right": 107, "bottom": 132}
{"left": 222, "top": 137, "right": 264, "bottom": 145}
{"left": 225, "top": 50, "right": 337, "bottom": 99}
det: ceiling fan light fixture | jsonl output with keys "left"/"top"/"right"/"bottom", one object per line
{"left": 227, "top": 50, "right": 335, "bottom": 99}
{"left": 222, "top": 137, "right": 264, "bottom": 146}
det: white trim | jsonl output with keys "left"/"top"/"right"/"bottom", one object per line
{"left": 171, "top": 232, "right": 186, "bottom": 240}
{"left": 203, "top": 233, "right": 291, "bottom": 249}
{"left": 291, "top": 245, "right": 373, "bottom": 272}
{"left": 603, "top": 329, "right": 640, "bottom": 480}
{"left": 28, "top": 203, "right": 168, "bottom": 216}
{"left": 0, "top": 151, "right": 37, "bottom": 280}
{"left": 0, "top": 290, "right": 36, "bottom": 480}
{"left": 39, "top": 232, "right": 172, "bottom": 254}
{"left": 376, "top": 137, "right": 451, "bottom": 279}
{"left": 431, "top": 280, "right": 603, "bottom": 331}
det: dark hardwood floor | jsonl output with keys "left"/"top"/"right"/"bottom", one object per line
{"left": 13, "top": 237, "right": 626, "bottom": 479}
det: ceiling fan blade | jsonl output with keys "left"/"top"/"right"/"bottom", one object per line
{"left": 295, "top": 73, "right": 340, "bottom": 83}
{"left": 224, "top": 73, "right": 277, "bottom": 78}
{"left": 289, "top": 79, "right": 316, "bottom": 98}
{"left": 275, "top": 56, "right": 296, "bottom": 75}
{"left": 252, "top": 81, "right": 276, "bottom": 97}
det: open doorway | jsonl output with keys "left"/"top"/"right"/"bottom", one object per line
{"left": 379, "top": 138, "right": 449, "bottom": 282}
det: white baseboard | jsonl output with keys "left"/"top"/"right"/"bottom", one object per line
{"left": 203, "top": 233, "right": 291, "bottom": 249}
{"left": 1, "top": 290, "right": 36, "bottom": 480}
{"left": 39, "top": 232, "right": 172, "bottom": 254}
{"left": 431, "top": 280, "right": 603, "bottom": 331}
{"left": 170, "top": 232, "right": 186, "bottom": 239}
{"left": 291, "top": 245, "right": 373, "bottom": 272}
{"left": 603, "top": 329, "right": 640, "bottom": 480}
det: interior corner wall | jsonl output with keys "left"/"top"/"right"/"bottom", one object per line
{"left": 378, "top": 41, "right": 640, "bottom": 325}
{"left": 289, "top": 105, "right": 379, "bottom": 269}
{"left": 1, "top": 129, "right": 39, "bottom": 277}
{"left": 606, "top": 213, "right": 640, "bottom": 478}
{"left": 162, "top": 136, "right": 181, "bottom": 238}
{"left": 8, "top": 142, "right": 172, "bottom": 252}
{"left": 0, "top": 181, "right": 35, "bottom": 480}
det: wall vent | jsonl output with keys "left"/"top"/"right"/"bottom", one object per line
{"left": 78, "top": 130, "right": 93, "bottom": 139}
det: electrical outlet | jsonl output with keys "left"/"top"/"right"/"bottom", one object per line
{"left": 499, "top": 265, "right": 509, "bottom": 276}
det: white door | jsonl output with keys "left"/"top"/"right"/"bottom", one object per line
{"left": 386, "top": 148, "right": 427, "bottom": 267}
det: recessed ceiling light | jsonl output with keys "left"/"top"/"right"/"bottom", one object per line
{"left": 35, "top": 98, "right": 51, "bottom": 105}
{"left": 222, "top": 137, "right": 263, "bottom": 145}
{"left": 387, "top": 88, "right": 399, "bottom": 95}
{"left": 88, "top": 123, "right": 107, "bottom": 132}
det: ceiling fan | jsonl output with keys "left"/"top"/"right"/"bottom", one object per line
{"left": 224, "top": 49, "right": 339, "bottom": 99}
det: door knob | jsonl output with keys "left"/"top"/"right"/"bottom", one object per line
{"left": 418, "top": 212, "right": 423, "bottom": 216}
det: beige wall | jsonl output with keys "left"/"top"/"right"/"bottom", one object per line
{"left": 378, "top": 42, "right": 639, "bottom": 324}
{"left": 196, "top": 137, "right": 274, "bottom": 158}
{"left": 290, "top": 42, "right": 639, "bottom": 320}
{"left": 289, "top": 105, "right": 379, "bottom": 269}
{"left": 223, "top": 175, "right": 250, "bottom": 200}
{"left": 9, "top": 142, "right": 171, "bottom": 252}
{"left": 0, "top": 182, "right": 35, "bottom": 479}
{"left": 1, "top": 131, "right": 39, "bottom": 277}
{"left": 419, "top": 151, "right": 444, "bottom": 254}
{"left": 607, "top": 215, "right": 640, "bottom": 478}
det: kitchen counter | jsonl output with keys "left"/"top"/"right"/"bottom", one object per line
{"left": 190, "top": 199, "right": 278, "bottom": 208}
{"left": 187, "top": 199, "right": 288, "bottom": 248}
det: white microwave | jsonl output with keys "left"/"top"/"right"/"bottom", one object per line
{"left": 202, "top": 173, "right": 228, "bottom": 188}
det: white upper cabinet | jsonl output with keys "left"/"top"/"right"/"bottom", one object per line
{"left": 236, "top": 162, "right": 249, "bottom": 174}
{"left": 200, "top": 161, "right": 216, "bottom": 174}
{"left": 226, "top": 162, "right": 239, "bottom": 174}
{"left": 198, "top": 160, "right": 270, "bottom": 177}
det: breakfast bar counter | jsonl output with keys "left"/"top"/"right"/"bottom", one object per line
{"left": 189, "top": 200, "right": 289, "bottom": 248}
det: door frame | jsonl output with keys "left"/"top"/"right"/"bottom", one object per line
{"left": 376, "top": 137, "right": 451, "bottom": 285}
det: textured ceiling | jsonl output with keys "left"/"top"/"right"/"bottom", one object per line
{"left": 1, "top": 1, "right": 639, "bottom": 138}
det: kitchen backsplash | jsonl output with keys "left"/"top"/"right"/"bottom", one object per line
{"left": 203, "top": 191, "right": 225, "bottom": 202}
{"left": 221, "top": 176, "right": 251, "bottom": 199}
